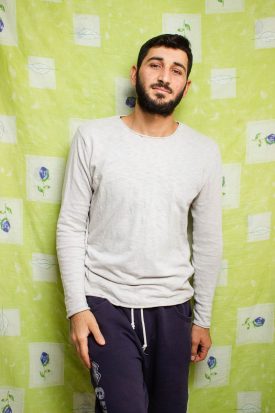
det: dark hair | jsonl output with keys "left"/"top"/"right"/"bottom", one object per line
{"left": 137, "top": 34, "right": 193, "bottom": 78}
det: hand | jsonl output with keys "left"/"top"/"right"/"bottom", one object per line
{"left": 191, "top": 324, "right": 212, "bottom": 363}
{"left": 70, "top": 309, "right": 106, "bottom": 369}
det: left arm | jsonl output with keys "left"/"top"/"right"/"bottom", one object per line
{"left": 190, "top": 144, "right": 223, "bottom": 362}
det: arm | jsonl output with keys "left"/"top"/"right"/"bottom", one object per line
{"left": 190, "top": 144, "right": 223, "bottom": 361}
{"left": 56, "top": 128, "right": 105, "bottom": 368}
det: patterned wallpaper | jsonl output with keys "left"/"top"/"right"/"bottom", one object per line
{"left": 0, "top": 1, "right": 275, "bottom": 412}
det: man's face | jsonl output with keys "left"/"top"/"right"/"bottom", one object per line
{"left": 132, "top": 46, "right": 191, "bottom": 117}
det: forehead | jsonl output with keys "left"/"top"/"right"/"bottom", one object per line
{"left": 143, "top": 46, "right": 188, "bottom": 65}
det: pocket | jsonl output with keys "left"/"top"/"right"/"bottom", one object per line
{"left": 173, "top": 301, "right": 193, "bottom": 323}
{"left": 86, "top": 296, "right": 109, "bottom": 314}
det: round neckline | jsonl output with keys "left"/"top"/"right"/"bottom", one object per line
{"left": 118, "top": 116, "right": 181, "bottom": 140}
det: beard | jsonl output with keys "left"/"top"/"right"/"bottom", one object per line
{"left": 135, "top": 71, "right": 186, "bottom": 117}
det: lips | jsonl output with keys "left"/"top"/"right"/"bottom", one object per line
{"left": 152, "top": 84, "right": 172, "bottom": 94}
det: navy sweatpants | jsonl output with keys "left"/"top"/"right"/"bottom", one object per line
{"left": 87, "top": 296, "right": 192, "bottom": 413}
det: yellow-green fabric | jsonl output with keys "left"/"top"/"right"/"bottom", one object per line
{"left": 0, "top": 1, "right": 274, "bottom": 412}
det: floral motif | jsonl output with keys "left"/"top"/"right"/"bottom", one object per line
{"left": 218, "top": 0, "right": 224, "bottom": 5}
{"left": 40, "top": 351, "right": 51, "bottom": 378}
{"left": 0, "top": 205, "right": 12, "bottom": 233}
{"left": 0, "top": 3, "right": 5, "bottom": 32}
{"left": 253, "top": 132, "right": 275, "bottom": 147}
{"left": 265, "top": 133, "right": 275, "bottom": 145}
{"left": 37, "top": 166, "right": 50, "bottom": 196}
{"left": 125, "top": 96, "right": 136, "bottom": 108}
{"left": 177, "top": 20, "right": 191, "bottom": 37}
{"left": 205, "top": 356, "right": 218, "bottom": 382}
{"left": 1, "top": 391, "right": 14, "bottom": 413}
{"left": 242, "top": 316, "right": 265, "bottom": 330}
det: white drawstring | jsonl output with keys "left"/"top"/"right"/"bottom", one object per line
{"left": 131, "top": 308, "right": 135, "bottom": 329}
{"left": 140, "top": 309, "right": 147, "bottom": 352}
{"left": 130, "top": 308, "right": 148, "bottom": 352}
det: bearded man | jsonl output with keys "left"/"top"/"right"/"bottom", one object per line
{"left": 56, "top": 34, "right": 223, "bottom": 413}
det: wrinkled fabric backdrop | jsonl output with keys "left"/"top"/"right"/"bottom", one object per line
{"left": 0, "top": 0, "right": 275, "bottom": 412}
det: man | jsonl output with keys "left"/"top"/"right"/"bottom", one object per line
{"left": 56, "top": 34, "right": 222, "bottom": 413}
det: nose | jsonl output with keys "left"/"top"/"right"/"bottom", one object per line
{"left": 157, "top": 67, "right": 171, "bottom": 84}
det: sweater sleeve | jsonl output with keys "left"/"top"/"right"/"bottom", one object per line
{"left": 190, "top": 144, "right": 223, "bottom": 328}
{"left": 56, "top": 128, "right": 93, "bottom": 318}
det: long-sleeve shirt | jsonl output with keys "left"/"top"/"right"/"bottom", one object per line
{"left": 56, "top": 116, "right": 223, "bottom": 327}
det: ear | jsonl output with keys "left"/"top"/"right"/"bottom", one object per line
{"left": 130, "top": 65, "right": 138, "bottom": 87}
{"left": 183, "top": 79, "right": 192, "bottom": 97}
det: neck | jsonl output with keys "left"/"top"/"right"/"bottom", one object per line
{"left": 122, "top": 104, "right": 178, "bottom": 137}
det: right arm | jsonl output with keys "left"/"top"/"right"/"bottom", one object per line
{"left": 56, "top": 128, "right": 105, "bottom": 368}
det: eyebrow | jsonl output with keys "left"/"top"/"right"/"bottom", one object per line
{"left": 146, "top": 56, "right": 187, "bottom": 73}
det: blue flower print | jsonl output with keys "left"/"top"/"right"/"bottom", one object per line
{"left": 39, "top": 166, "right": 49, "bottom": 181}
{"left": 3, "top": 406, "right": 12, "bottom": 413}
{"left": 125, "top": 96, "right": 136, "bottom": 108}
{"left": 40, "top": 351, "right": 49, "bottom": 366}
{"left": 253, "top": 317, "right": 265, "bottom": 327}
{"left": 40, "top": 351, "right": 51, "bottom": 378}
{"left": 37, "top": 166, "right": 50, "bottom": 196}
{"left": 0, "top": 205, "right": 12, "bottom": 233}
{"left": 207, "top": 356, "right": 216, "bottom": 369}
{"left": 265, "top": 133, "right": 275, "bottom": 145}
{"left": 1, "top": 218, "right": 10, "bottom": 233}
{"left": 243, "top": 316, "right": 265, "bottom": 330}
{"left": 205, "top": 356, "right": 218, "bottom": 382}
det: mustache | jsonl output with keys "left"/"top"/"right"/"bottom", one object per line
{"left": 151, "top": 81, "right": 172, "bottom": 94}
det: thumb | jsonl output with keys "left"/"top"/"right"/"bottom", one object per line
{"left": 89, "top": 314, "right": 106, "bottom": 346}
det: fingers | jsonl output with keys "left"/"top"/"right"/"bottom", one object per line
{"left": 191, "top": 324, "right": 212, "bottom": 363}
{"left": 78, "top": 336, "right": 92, "bottom": 369}
{"left": 70, "top": 310, "right": 106, "bottom": 369}
{"left": 191, "top": 339, "right": 199, "bottom": 362}
{"left": 89, "top": 313, "right": 106, "bottom": 346}
{"left": 195, "top": 345, "right": 210, "bottom": 362}
{"left": 191, "top": 342, "right": 210, "bottom": 363}
{"left": 71, "top": 330, "right": 91, "bottom": 369}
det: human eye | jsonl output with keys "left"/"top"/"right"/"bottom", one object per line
{"left": 149, "top": 62, "right": 161, "bottom": 69}
{"left": 172, "top": 68, "right": 183, "bottom": 75}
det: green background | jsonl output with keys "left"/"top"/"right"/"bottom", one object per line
{"left": 0, "top": 0, "right": 274, "bottom": 412}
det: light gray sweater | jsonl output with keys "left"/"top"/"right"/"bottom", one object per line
{"left": 56, "top": 116, "right": 223, "bottom": 327}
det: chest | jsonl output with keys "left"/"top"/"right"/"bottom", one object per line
{"left": 91, "top": 141, "right": 204, "bottom": 208}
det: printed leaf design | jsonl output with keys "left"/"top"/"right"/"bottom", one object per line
{"left": 0, "top": 391, "right": 14, "bottom": 413}
{"left": 177, "top": 21, "right": 191, "bottom": 35}
{"left": 0, "top": 4, "right": 5, "bottom": 12}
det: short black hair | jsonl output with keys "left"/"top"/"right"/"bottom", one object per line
{"left": 137, "top": 34, "right": 193, "bottom": 78}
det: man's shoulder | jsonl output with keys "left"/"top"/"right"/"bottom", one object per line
{"left": 78, "top": 116, "right": 119, "bottom": 137}
{"left": 178, "top": 122, "right": 219, "bottom": 153}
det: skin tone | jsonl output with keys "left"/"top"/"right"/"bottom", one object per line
{"left": 123, "top": 46, "right": 191, "bottom": 136}
{"left": 70, "top": 46, "right": 212, "bottom": 369}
